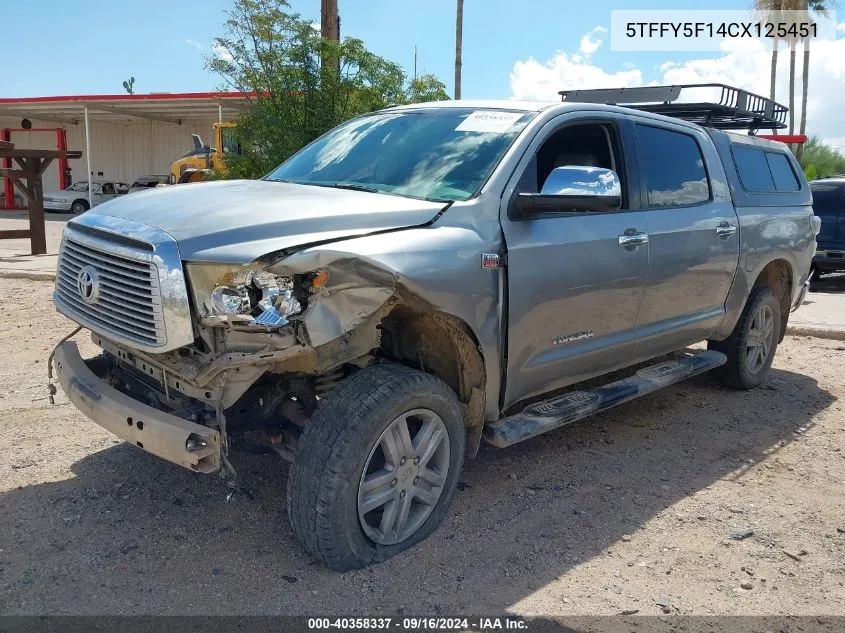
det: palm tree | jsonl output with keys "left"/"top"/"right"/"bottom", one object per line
{"left": 455, "top": 0, "right": 463, "bottom": 100}
{"left": 753, "top": 0, "right": 801, "bottom": 134}
{"left": 789, "top": 33, "right": 797, "bottom": 135}
{"left": 798, "top": 0, "right": 834, "bottom": 159}
{"left": 753, "top": 0, "right": 783, "bottom": 100}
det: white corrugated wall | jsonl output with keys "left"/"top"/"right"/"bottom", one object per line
{"left": 0, "top": 115, "right": 220, "bottom": 193}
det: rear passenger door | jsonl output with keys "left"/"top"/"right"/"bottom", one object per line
{"left": 631, "top": 122, "right": 740, "bottom": 361}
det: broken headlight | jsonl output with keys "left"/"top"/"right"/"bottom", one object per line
{"left": 185, "top": 264, "right": 304, "bottom": 326}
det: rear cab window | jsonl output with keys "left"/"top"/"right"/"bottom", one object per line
{"left": 636, "top": 124, "right": 711, "bottom": 207}
{"left": 732, "top": 144, "right": 800, "bottom": 193}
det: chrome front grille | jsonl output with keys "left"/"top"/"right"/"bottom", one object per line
{"left": 55, "top": 235, "right": 166, "bottom": 347}
{"left": 53, "top": 214, "right": 194, "bottom": 354}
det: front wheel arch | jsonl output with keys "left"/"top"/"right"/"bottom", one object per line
{"left": 378, "top": 305, "right": 486, "bottom": 431}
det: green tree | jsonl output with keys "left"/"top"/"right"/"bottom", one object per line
{"left": 797, "top": 136, "right": 845, "bottom": 179}
{"left": 207, "top": 0, "right": 449, "bottom": 178}
{"left": 407, "top": 73, "right": 450, "bottom": 103}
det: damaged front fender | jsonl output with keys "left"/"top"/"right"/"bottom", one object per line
{"left": 272, "top": 251, "right": 401, "bottom": 349}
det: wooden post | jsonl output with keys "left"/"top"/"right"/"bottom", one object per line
{"left": 27, "top": 158, "right": 47, "bottom": 255}
{"left": 321, "top": 0, "right": 339, "bottom": 42}
{"left": 455, "top": 0, "right": 463, "bottom": 100}
{"left": 0, "top": 146, "right": 81, "bottom": 256}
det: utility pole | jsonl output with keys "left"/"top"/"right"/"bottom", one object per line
{"left": 321, "top": 0, "right": 340, "bottom": 42}
{"left": 454, "top": 0, "right": 463, "bottom": 99}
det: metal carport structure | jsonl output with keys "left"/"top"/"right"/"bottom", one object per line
{"left": 0, "top": 92, "right": 254, "bottom": 206}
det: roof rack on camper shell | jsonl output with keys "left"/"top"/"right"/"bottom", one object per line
{"left": 559, "top": 83, "right": 788, "bottom": 132}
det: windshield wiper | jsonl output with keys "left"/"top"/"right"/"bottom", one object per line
{"left": 326, "top": 182, "right": 387, "bottom": 195}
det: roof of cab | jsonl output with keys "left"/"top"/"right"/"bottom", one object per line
{"left": 383, "top": 99, "right": 712, "bottom": 132}
{"left": 721, "top": 130, "right": 795, "bottom": 152}
{"left": 385, "top": 99, "right": 558, "bottom": 112}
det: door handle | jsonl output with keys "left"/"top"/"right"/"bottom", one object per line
{"left": 716, "top": 222, "right": 737, "bottom": 239}
{"left": 618, "top": 231, "right": 649, "bottom": 247}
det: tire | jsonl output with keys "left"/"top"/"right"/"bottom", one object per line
{"left": 287, "top": 363, "right": 466, "bottom": 571}
{"left": 70, "top": 199, "right": 89, "bottom": 214}
{"left": 708, "top": 286, "right": 782, "bottom": 390}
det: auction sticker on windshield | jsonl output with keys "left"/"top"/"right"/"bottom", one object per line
{"left": 456, "top": 111, "right": 524, "bottom": 133}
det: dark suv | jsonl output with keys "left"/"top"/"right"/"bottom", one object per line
{"left": 810, "top": 177, "right": 845, "bottom": 277}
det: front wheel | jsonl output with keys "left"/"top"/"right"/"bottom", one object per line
{"left": 70, "top": 199, "right": 89, "bottom": 214}
{"left": 708, "top": 286, "right": 781, "bottom": 390}
{"left": 287, "top": 363, "right": 465, "bottom": 570}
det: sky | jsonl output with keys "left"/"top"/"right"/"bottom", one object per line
{"left": 3, "top": 0, "right": 844, "bottom": 147}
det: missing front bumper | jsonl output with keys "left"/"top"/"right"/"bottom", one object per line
{"left": 52, "top": 341, "right": 221, "bottom": 473}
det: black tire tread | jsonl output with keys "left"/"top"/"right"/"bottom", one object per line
{"left": 287, "top": 363, "right": 464, "bottom": 570}
{"left": 708, "top": 285, "right": 780, "bottom": 390}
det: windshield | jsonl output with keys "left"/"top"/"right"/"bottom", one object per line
{"left": 266, "top": 108, "right": 535, "bottom": 202}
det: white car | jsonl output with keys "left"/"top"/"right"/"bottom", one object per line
{"left": 44, "top": 181, "right": 130, "bottom": 214}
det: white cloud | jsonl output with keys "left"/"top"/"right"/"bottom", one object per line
{"left": 579, "top": 26, "right": 607, "bottom": 57}
{"left": 212, "top": 43, "right": 234, "bottom": 63}
{"left": 510, "top": 53, "right": 642, "bottom": 102}
{"left": 184, "top": 39, "right": 203, "bottom": 51}
{"left": 510, "top": 25, "right": 845, "bottom": 146}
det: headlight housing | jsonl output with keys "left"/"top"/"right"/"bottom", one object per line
{"left": 185, "top": 263, "right": 308, "bottom": 326}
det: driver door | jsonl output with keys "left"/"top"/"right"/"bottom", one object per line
{"left": 97, "top": 182, "right": 116, "bottom": 203}
{"left": 500, "top": 114, "right": 649, "bottom": 408}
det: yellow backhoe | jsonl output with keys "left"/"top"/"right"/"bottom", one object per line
{"left": 169, "top": 122, "right": 242, "bottom": 184}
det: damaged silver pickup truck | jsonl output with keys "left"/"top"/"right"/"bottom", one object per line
{"left": 50, "top": 84, "right": 818, "bottom": 570}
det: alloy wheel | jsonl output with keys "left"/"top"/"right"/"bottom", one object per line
{"left": 746, "top": 303, "right": 775, "bottom": 374}
{"left": 357, "top": 408, "right": 450, "bottom": 546}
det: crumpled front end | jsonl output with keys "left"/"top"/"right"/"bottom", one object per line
{"left": 53, "top": 341, "right": 220, "bottom": 473}
{"left": 51, "top": 205, "right": 489, "bottom": 472}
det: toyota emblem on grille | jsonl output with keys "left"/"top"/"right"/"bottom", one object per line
{"left": 76, "top": 265, "right": 100, "bottom": 304}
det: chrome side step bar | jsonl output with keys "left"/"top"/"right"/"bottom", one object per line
{"left": 484, "top": 350, "right": 727, "bottom": 448}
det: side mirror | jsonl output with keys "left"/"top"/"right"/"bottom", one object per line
{"left": 514, "top": 166, "right": 622, "bottom": 215}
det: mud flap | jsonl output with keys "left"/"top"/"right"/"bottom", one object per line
{"left": 484, "top": 350, "right": 727, "bottom": 448}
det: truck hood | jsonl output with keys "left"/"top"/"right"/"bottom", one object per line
{"left": 84, "top": 179, "right": 448, "bottom": 263}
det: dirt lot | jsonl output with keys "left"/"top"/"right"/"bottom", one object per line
{"left": 1, "top": 277, "right": 843, "bottom": 616}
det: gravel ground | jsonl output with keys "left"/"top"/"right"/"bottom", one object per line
{"left": 1, "top": 277, "right": 843, "bottom": 616}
